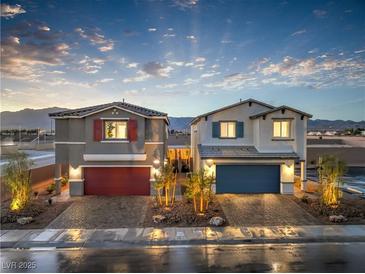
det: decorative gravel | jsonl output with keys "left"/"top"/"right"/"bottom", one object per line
{"left": 47, "top": 196, "right": 151, "bottom": 229}
{"left": 217, "top": 194, "right": 321, "bottom": 226}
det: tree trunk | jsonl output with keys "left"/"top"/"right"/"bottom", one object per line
{"left": 157, "top": 189, "right": 162, "bottom": 206}
{"left": 165, "top": 186, "right": 169, "bottom": 207}
{"left": 200, "top": 192, "right": 204, "bottom": 213}
{"left": 193, "top": 195, "right": 197, "bottom": 212}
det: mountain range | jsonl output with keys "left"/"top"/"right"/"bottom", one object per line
{"left": 0, "top": 107, "right": 364, "bottom": 131}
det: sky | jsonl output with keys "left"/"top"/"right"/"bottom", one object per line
{"left": 1, "top": 0, "right": 365, "bottom": 120}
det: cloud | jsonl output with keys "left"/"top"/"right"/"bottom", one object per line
{"left": 205, "top": 73, "right": 257, "bottom": 89}
{"left": 126, "top": 62, "right": 139, "bottom": 68}
{"left": 221, "top": 40, "right": 233, "bottom": 44}
{"left": 200, "top": 71, "right": 221, "bottom": 78}
{"left": 1, "top": 23, "right": 70, "bottom": 80}
{"left": 142, "top": 62, "right": 173, "bottom": 77}
{"left": 148, "top": 28, "right": 157, "bottom": 32}
{"left": 163, "top": 33, "right": 176, "bottom": 38}
{"left": 78, "top": 56, "right": 106, "bottom": 74}
{"left": 183, "top": 78, "right": 199, "bottom": 85}
{"left": 1, "top": 3, "right": 26, "bottom": 18}
{"left": 97, "top": 78, "right": 114, "bottom": 83}
{"left": 75, "top": 27, "right": 114, "bottom": 52}
{"left": 167, "top": 60, "right": 185, "bottom": 66}
{"left": 39, "top": 25, "right": 51, "bottom": 31}
{"left": 291, "top": 29, "right": 306, "bottom": 36}
{"left": 171, "top": 0, "right": 198, "bottom": 10}
{"left": 123, "top": 70, "right": 150, "bottom": 83}
{"left": 354, "top": 49, "right": 365, "bottom": 54}
{"left": 313, "top": 9, "right": 327, "bottom": 18}
{"left": 186, "top": 35, "right": 197, "bottom": 42}
{"left": 156, "top": 83, "right": 178, "bottom": 89}
{"left": 195, "top": 57, "right": 206, "bottom": 63}
{"left": 257, "top": 55, "right": 365, "bottom": 88}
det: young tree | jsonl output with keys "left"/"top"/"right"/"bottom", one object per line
{"left": 4, "top": 152, "right": 33, "bottom": 211}
{"left": 317, "top": 155, "right": 347, "bottom": 206}
{"left": 184, "top": 169, "right": 214, "bottom": 213}
{"left": 153, "top": 163, "right": 177, "bottom": 208}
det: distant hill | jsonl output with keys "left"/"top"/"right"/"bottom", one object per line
{"left": 0, "top": 107, "right": 364, "bottom": 132}
{"left": 0, "top": 107, "right": 68, "bottom": 129}
{"left": 308, "top": 119, "right": 365, "bottom": 131}
{"left": 168, "top": 117, "right": 194, "bottom": 131}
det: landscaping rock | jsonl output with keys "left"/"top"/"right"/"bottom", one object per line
{"left": 153, "top": 214, "right": 166, "bottom": 224}
{"left": 209, "top": 216, "right": 225, "bottom": 226}
{"left": 17, "top": 217, "right": 33, "bottom": 225}
{"left": 329, "top": 215, "right": 347, "bottom": 223}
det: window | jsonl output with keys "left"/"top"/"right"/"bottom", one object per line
{"left": 220, "top": 121, "right": 236, "bottom": 138}
{"left": 104, "top": 120, "right": 127, "bottom": 139}
{"left": 273, "top": 120, "right": 291, "bottom": 138}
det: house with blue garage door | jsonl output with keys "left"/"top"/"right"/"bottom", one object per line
{"left": 190, "top": 98, "right": 312, "bottom": 194}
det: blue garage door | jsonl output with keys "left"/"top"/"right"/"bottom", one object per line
{"left": 216, "top": 165, "right": 280, "bottom": 193}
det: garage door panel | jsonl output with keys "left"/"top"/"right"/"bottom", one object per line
{"left": 216, "top": 165, "right": 280, "bottom": 193}
{"left": 84, "top": 167, "right": 150, "bottom": 195}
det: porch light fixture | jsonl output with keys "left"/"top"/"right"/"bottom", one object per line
{"left": 153, "top": 159, "right": 161, "bottom": 168}
{"left": 206, "top": 159, "right": 214, "bottom": 168}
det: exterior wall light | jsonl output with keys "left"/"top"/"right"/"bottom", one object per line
{"left": 153, "top": 159, "right": 161, "bottom": 168}
{"left": 206, "top": 159, "right": 214, "bottom": 168}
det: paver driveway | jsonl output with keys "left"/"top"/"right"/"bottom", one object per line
{"left": 217, "top": 194, "right": 320, "bottom": 226}
{"left": 48, "top": 196, "right": 151, "bottom": 229}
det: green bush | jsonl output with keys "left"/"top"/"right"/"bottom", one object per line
{"left": 47, "top": 183, "right": 56, "bottom": 194}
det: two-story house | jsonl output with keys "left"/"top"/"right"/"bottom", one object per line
{"left": 190, "top": 98, "right": 312, "bottom": 194}
{"left": 49, "top": 101, "right": 168, "bottom": 196}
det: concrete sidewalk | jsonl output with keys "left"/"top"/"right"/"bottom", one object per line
{"left": 1, "top": 225, "right": 365, "bottom": 249}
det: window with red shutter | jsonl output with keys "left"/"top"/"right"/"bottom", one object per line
{"left": 128, "top": 119, "right": 138, "bottom": 142}
{"left": 93, "top": 119, "right": 102, "bottom": 141}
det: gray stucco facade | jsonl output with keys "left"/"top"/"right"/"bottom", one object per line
{"left": 51, "top": 103, "right": 168, "bottom": 196}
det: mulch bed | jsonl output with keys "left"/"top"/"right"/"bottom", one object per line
{"left": 291, "top": 195, "right": 365, "bottom": 224}
{"left": 144, "top": 197, "right": 228, "bottom": 227}
{"left": 1, "top": 193, "right": 72, "bottom": 230}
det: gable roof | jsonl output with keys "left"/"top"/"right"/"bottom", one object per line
{"left": 249, "top": 105, "right": 313, "bottom": 119}
{"left": 49, "top": 101, "right": 168, "bottom": 121}
{"left": 190, "top": 98, "right": 275, "bottom": 125}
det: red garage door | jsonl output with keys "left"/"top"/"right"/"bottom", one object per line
{"left": 84, "top": 167, "right": 150, "bottom": 195}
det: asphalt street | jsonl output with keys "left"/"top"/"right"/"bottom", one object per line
{"left": 1, "top": 242, "right": 365, "bottom": 272}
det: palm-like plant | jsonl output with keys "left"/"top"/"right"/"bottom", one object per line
{"left": 4, "top": 152, "right": 33, "bottom": 211}
{"left": 317, "top": 155, "right": 347, "bottom": 206}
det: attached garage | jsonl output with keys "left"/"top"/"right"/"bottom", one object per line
{"left": 84, "top": 167, "right": 150, "bottom": 195}
{"left": 216, "top": 165, "right": 280, "bottom": 194}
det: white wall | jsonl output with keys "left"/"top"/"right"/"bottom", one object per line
{"left": 254, "top": 109, "right": 307, "bottom": 159}
{"left": 196, "top": 102, "right": 270, "bottom": 146}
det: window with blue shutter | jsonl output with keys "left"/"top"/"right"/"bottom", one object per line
{"left": 237, "top": 121, "right": 244, "bottom": 138}
{"left": 212, "top": 122, "right": 220, "bottom": 138}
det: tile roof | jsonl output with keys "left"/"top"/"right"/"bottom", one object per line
{"left": 49, "top": 101, "right": 168, "bottom": 118}
{"left": 198, "top": 145, "right": 299, "bottom": 159}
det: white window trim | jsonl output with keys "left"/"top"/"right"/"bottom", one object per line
{"left": 54, "top": 142, "right": 86, "bottom": 145}
{"left": 145, "top": 141, "right": 164, "bottom": 145}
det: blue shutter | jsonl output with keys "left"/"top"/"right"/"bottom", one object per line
{"left": 237, "top": 121, "right": 244, "bottom": 138}
{"left": 212, "top": 122, "right": 220, "bottom": 138}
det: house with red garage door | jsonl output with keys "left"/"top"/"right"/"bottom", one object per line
{"left": 49, "top": 101, "right": 168, "bottom": 196}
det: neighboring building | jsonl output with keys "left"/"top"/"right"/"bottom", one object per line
{"left": 167, "top": 133, "right": 192, "bottom": 172}
{"left": 49, "top": 101, "right": 169, "bottom": 196}
{"left": 191, "top": 98, "right": 312, "bottom": 194}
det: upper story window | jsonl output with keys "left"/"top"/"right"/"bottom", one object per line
{"left": 273, "top": 120, "right": 291, "bottom": 138}
{"left": 220, "top": 121, "right": 236, "bottom": 138}
{"left": 104, "top": 120, "right": 127, "bottom": 139}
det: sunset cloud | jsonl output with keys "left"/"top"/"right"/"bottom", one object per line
{"left": 0, "top": 3, "right": 26, "bottom": 18}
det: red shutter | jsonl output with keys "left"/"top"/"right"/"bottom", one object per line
{"left": 93, "top": 119, "right": 102, "bottom": 141}
{"left": 128, "top": 119, "right": 138, "bottom": 142}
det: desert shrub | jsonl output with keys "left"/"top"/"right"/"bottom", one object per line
{"left": 317, "top": 155, "right": 346, "bottom": 206}
{"left": 61, "top": 176, "right": 68, "bottom": 187}
{"left": 4, "top": 152, "right": 33, "bottom": 211}
{"left": 47, "top": 183, "right": 56, "bottom": 194}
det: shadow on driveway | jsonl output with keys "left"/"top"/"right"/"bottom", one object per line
{"left": 217, "top": 194, "right": 321, "bottom": 226}
{"left": 47, "top": 196, "right": 151, "bottom": 229}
